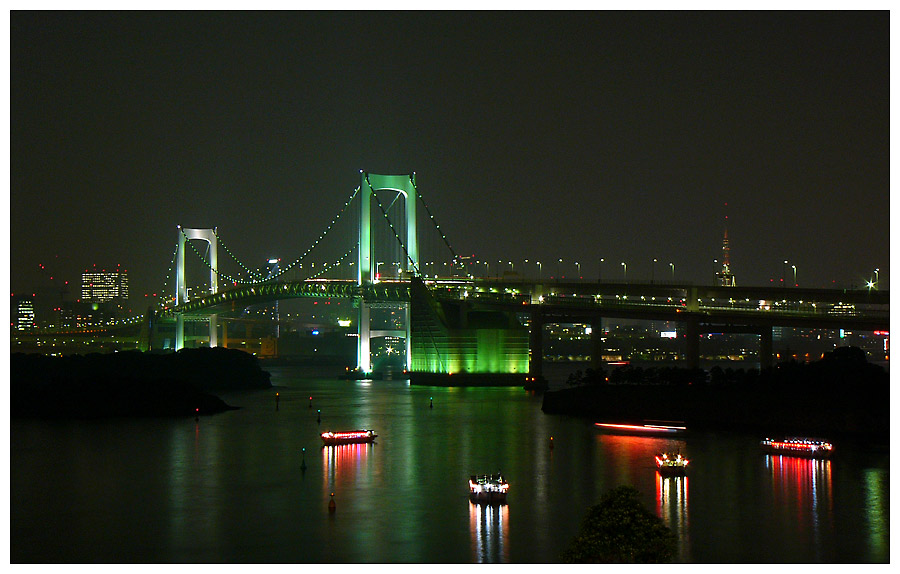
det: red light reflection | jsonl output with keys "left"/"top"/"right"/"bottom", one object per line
{"left": 766, "top": 454, "right": 833, "bottom": 536}
{"left": 322, "top": 443, "right": 371, "bottom": 492}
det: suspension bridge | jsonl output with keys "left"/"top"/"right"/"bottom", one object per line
{"left": 138, "top": 171, "right": 888, "bottom": 382}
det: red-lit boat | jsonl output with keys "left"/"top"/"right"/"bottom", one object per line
{"left": 469, "top": 474, "right": 509, "bottom": 505}
{"left": 595, "top": 421, "right": 686, "bottom": 436}
{"left": 320, "top": 430, "right": 377, "bottom": 446}
{"left": 760, "top": 437, "right": 832, "bottom": 458}
{"left": 655, "top": 452, "right": 689, "bottom": 476}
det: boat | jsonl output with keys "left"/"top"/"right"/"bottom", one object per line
{"left": 760, "top": 437, "right": 833, "bottom": 458}
{"left": 595, "top": 420, "right": 687, "bottom": 436}
{"left": 655, "top": 452, "right": 689, "bottom": 476}
{"left": 320, "top": 429, "right": 378, "bottom": 446}
{"left": 468, "top": 474, "right": 509, "bottom": 505}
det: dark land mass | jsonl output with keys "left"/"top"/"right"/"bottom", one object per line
{"left": 11, "top": 347, "right": 271, "bottom": 419}
{"left": 542, "top": 346, "right": 889, "bottom": 442}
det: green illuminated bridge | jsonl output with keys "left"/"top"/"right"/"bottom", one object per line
{"left": 141, "top": 171, "right": 889, "bottom": 381}
{"left": 159, "top": 275, "right": 889, "bottom": 375}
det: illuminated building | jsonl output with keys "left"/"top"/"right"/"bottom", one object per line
{"left": 716, "top": 209, "right": 736, "bottom": 287}
{"left": 81, "top": 265, "right": 129, "bottom": 303}
{"left": 11, "top": 294, "right": 36, "bottom": 330}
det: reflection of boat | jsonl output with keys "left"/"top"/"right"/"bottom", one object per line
{"left": 655, "top": 452, "right": 689, "bottom": 476}
{"left": 595, "top": 420, "right": 686, "bottom": 436}
{"left": 469, "top": 474, "right": 509, "bottom": 505}
{"left": 320, "top": 430, "right": 377, "bottom": 445}
{"left": 760, "top": 437, "right": 832, "bottom": 458}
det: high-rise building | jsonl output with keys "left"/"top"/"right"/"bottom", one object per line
{"left": 11, "top": 294, "right": 36, "bottom": 330}
{"left": 81, "top": 265, "right": 129, "bottom": 303}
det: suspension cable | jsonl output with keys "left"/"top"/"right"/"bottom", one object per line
{"left": 267, "top": 185, "right": 360, "bottom": 281}
{"left": 212, "top": 228, "right": 266, "bottom": 281}
{"left": 412, "top": 177, "right": 460, "bottom": 264}
{"left": 159, "top": 242, "right": 179, "bottom": 307}
{"left": 177, "top": 186, "right": 360, "bottom": 286}
{"left": 305, "top": 246, "right": 356, "bottom": 280}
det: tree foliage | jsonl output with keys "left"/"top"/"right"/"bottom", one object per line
{"left": 561, "top": 485, "right": 676, "bottom": 563}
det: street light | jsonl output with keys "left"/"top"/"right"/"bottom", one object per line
{"left": 792, "top": 265, "right": 797, "bottom": 287}
{"left": 537, "top": 261, "right": 542, "bottom": 282}
{"left": 575, "top": 261, "right": 581, "bottom": 280}
{"left": 621, "top": 261, "right": 627, "bottom": 282}
{"left": 875, "top": 268, "right": 880, "bottom": 289}
{"left": 652, "top": 258, "right": 657, "bottom": 284}
{"left": 599, "top": 258, "right": 604, "bottom": 282}
{"left": 783, "top": 260, "right": 788, "bottom": 287}
{"left": 669, "top": 262, "right": 675, "bottom": 282}
{"left": 557, "top": 258, "right": 563, "bottom": 281}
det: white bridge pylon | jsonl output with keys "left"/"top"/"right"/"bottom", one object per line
{"left": 358, "top": 172, "right": 418, "bottom": 373}
{"left": 175, "top": 226, "right": 218, "bottom": 350}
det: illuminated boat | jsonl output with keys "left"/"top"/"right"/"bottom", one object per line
{"left": 655, "top": 452, "right": 689, "bottom": 476}
{"left": 760, "top": 437, "right": 832, "bottom": 458}
{"left": 320, "top": 429, "right": 377, "bottom": 446}
{"left": 594, "top": 421, "right": 686, "bottom": 436}
{"left": 468, "top": 474, "right": 509, "bottom": 505}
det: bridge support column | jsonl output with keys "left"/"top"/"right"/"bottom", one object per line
{"left": 209, "top": 314, "right": 218, "bottom": 347}
{"left": 685, "top": 316, "right": 700, "bottom": 370}
{"left": 591, "top": 318, "right": 603, "bottom": 372}
{"left": 759, "top": 327, "right": 773, "bottom": 369}
{"left": 175, "top": 313, "right": 184, "bottom": 351}
{"left": 529, "top": 308, "right": 543, "bottom": 379}
{"left": 358, "top": 299, "right": 371, "bottom": 372}
{"left": 404, "top": 302, "right": 412, "bottom": 371}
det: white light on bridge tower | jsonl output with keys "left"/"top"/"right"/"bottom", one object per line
{"left": 175, "top": 226, "right": 219, "bottom": 350}
{"left": 357, "top": 172, "right": 418, "bottom": 373}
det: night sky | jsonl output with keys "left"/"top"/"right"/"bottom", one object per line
{"left": 10, "top": 11, "right": 890, "bottom": 311}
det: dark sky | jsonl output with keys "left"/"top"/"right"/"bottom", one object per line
{"left": 10, "top": 11, "right": 890, "bottom": 310}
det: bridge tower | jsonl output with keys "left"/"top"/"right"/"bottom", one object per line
{"left": 175, "top": 226, "right": 219, "bottom": 350}
{"left": 357, "top": 172, "right": 419, "bottom": 373}
{"left": 716, "top": 207, "right": 736, "bottom": 287}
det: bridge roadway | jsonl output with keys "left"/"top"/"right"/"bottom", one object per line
{"left": 164, "top": 277, "right": 889, "bottom": 333}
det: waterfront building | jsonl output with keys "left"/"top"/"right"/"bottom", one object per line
{"left": 11, "top": 294, "right": 36, "bottom": 330}
{"left": 81, "top": 265, "right": 129, "bottom": 303}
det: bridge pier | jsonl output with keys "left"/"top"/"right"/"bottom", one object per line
{"left": 529, "top": 308, "right": 543, "bottom": 379}
{"left": 358, "top": 299, "right": 371, "bottom": 372}
{"left": 759, "top": 327, "right": 773, "bottom": 369}
{"left": 175, "top": 313, "right": 184, "bottom": 350}
{"left": 685, "top": 316, "right": 700, "bottom": 370}
{"left": 591, "top": 318, "right": 603, "bottom": 372}
{"left": 208, "top": 314, "right": 218, "bottom": 347}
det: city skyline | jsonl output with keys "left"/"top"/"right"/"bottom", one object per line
{"left": 11, "top": 12, "right": 890, "bottom": 310}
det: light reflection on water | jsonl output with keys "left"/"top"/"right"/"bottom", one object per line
{"left": 765, "top": 454, "right": 833, "bottom": 561}
{"left": 9, "top": 366, "right": 891, "bottom": 563}
{"left": 469, "top": 501, "right": 509, "bottom": 563}
{"left": 656, "top": 474, "right": 690, "bottom": 562}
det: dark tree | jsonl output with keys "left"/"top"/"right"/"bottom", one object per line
{"left": 561, "top": 485, "right": 677, "bottom": 563}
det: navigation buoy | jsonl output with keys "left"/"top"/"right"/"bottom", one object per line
{"left": 549, "top": 436, "right": 554, "bottom": 450}
{"left": 309, "top": 396, "right": 312, "bottom": 408}
{"left": 430, "top": 397, "right": 433, "bottom": 409}
{"left": 195, "top": 407, "right": 199, "bottom": 422}
{"left": 328, "top": 493, "right": 336, "bottom": 513}
{"left": 301, "top": 447, "right": 307, "bottom": 471}
{"left": 275, "top": 392, "right": 280, "bottom": 410}
{"left": 317, "top": 409, "right": 321, "bottom": 424}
